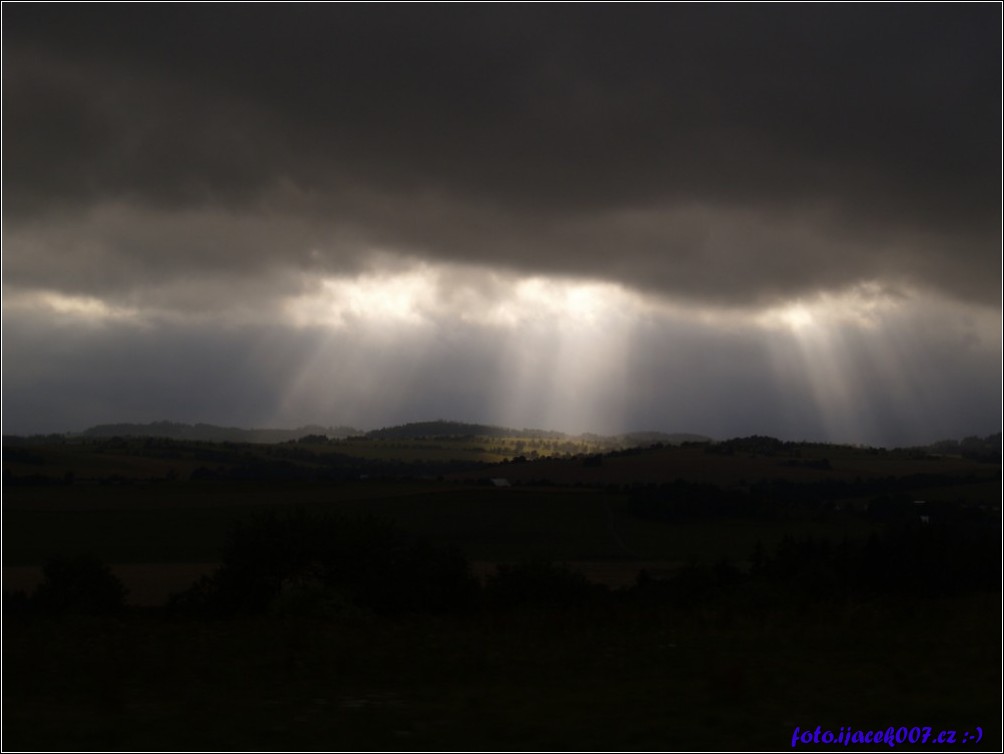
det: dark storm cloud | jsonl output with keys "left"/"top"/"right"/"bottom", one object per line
{"left": 3, "top": 4, "right": 999, "bottom": 306}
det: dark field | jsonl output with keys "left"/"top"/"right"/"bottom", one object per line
{"left": 5, "top": 596, "right": 998, "bottom": 751}
{"left": 3, "top": 481, "right": 885, "bottom": 567}
{"left": 3, "top": 434, "right": 1000, "bottom": 750}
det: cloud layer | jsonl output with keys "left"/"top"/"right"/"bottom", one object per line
{"left": 3, "top": 6, "right": 1000, "bottom": 442}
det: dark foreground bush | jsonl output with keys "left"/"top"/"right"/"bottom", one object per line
{"left": 484, "top": 560, "right": 608, "bottom": 611}
{"left": 634, "top": 520, "right": 999, "bottom": 609}
{"left": 170, "top": 510, "right": 480, "bottom": 617}
{"left": 30, "top": 554, "right": 127, "bottom": 615}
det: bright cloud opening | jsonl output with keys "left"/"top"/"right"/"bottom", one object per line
{"left": 283, "top": 264, "right": 645, "bottom": 332}
{"left": 755, "top": 283, "right": 904, "bottom": 335}
{"left": 2, "top": 287, "right": 144, "bottom": 325}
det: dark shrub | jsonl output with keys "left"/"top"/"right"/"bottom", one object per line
{"left": 31, "top": 554, "right": 126, "bottom": 615}
{"left": 3, "top": 589, "right": 33, "bottom": 617}
{"left": 170, "top": 510, "right": 479, "bottom": 617}
{"left": 484, "top": 560, "right": 606, "bottom": 611}
{"left": 634, "top": 558, "right": 743, "bottom": 607}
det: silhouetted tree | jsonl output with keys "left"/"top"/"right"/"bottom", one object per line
{"left": 483, "top": 560, "right": 606, "bottom": 611}
{"left": 170, "top": 510, "right": 479, "bottom": 617}
{"left": 31, "top": 554, "right": 126, "bottom": 615}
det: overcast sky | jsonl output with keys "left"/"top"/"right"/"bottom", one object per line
{"left": 3, "top": 5, "right": 1000, "bottom": 445}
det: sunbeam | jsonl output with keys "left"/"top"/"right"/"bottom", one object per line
{"left": 276, "top": 266, "right": 646, "bottom": 433}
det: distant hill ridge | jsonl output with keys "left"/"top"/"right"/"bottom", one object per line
{"left": 76, "top": 420, "right": 711, "bottom": 446}
{"left": 81, "top": 421, "right": 362, "bottom": 444}
{"left": 365, "top": 420, "right": 565, "bottom": 440}
{"left": 362, "top": 421, "right": 710, "bottom": 445}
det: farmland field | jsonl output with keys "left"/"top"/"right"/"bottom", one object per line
{"left": 3, "top": 433, "right": 999, "bottom": 750}
{"left": 3, "top": 480, "right": 887, "bottom": 569}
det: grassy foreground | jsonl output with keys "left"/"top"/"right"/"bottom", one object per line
{"left": 4, "top": 594, "right": 998, "bottom": 751}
